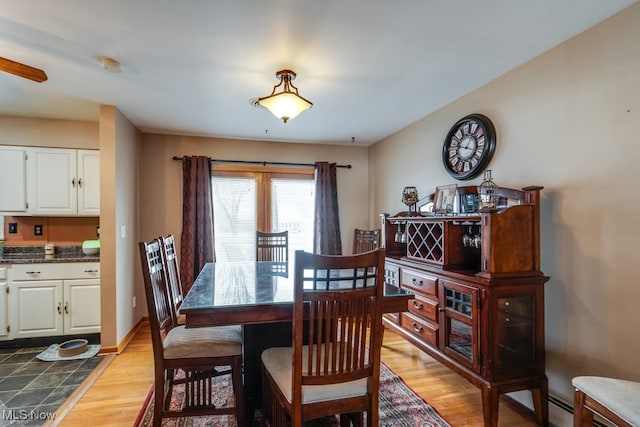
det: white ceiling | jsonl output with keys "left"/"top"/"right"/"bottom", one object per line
{"left": 0, "top": 0, "right": 637, "bottom": 146}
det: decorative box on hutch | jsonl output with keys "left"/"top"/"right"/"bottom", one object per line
{"left": 381, "top": 185, "right": 549, "bottom": 427}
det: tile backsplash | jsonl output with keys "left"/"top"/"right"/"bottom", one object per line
{"left": 2, "top": 215, "right": 99, "bottom": 245}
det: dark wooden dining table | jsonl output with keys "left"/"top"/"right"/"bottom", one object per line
{"left": 180, "top": 261, "right": 411, "bottom": 421}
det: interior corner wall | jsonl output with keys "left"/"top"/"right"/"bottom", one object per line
{"left": 368, "top": 1, "right": 640, "bottom": 420}
{"left": 98, "top": 106, "right": 117, "bottom": 349}
{"left": 99, "top": 105, "right": 141, "bottom": 350}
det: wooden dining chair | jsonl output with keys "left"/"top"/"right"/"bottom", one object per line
{"left": 139, "top": 239, "right": 246, "bottom": 427}
{"left": 159, "top": 234, "right": 185, "bottom": 324}
{"left": 256, "top": 230, "right": 289, "bottom": 262}
{"left": 352, "top": 228, "right": 380, "bottom": 254}
{"left": 261, "top": 249, "right": 386, "bottom": 427}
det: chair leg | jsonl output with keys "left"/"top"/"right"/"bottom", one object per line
{"left": 573, "top": 388, "right": 593, "bottom": 427}
{"left": 341, "top": 412, "right": 363, "bottom": 426}
{"left": 153, "top": 377, "right": 165, "bottom": 427}
{"left": 232, "top": 356, "right": 246, "bottom": 427}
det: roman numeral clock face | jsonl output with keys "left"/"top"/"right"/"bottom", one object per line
{"left": 442, "top": 114, "right": 496, "bottom": 180}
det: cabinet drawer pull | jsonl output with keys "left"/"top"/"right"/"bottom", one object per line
{"left": 84, "top": 269, "right": 99, "bottom": 273}
{"left": 412, "top": 300, "right": 424, "bottom": 310}
{"left": 411, "top": 322, "right": 424, "bottom": 333}
{"left": 26, "top": 271, "right": 41, "bottom": 275}
{"left": 57, "top": 302, "right": 62, "bottom": 315}
{"left": 412, "top": 278, "right": 423, "bottom": 286}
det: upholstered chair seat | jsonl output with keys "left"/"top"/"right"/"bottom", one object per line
{"left": 262, "top": 346, "right": 368, "bottom": 405}
{"left": 572, "top": 376, "right": 640, "bottom": 426}
{"left": 164, "top": 324, "right": 242, "bottom": 359}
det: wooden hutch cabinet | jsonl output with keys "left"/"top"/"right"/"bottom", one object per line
{"left": 381, "top": 185, "right": 549, "bottom": 426}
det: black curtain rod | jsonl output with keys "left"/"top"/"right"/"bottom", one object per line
{"left": 172, "top": 156, "right": 351, "bottom": 169}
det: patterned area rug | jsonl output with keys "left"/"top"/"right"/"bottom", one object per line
{"left": 134, "top": 362, "right": 450, "bottom": 427}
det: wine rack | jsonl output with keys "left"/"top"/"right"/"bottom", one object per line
{"left": 406, "top": 221, "right": 443, "bottom": 264}
{"left": 405, "top": 219, "right": 477, "bottom": 269}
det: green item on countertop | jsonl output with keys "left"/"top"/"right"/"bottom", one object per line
{"left": 82, "top": 239, "right": 100, "bottom": 255}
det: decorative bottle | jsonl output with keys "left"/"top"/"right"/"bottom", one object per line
{"left": 479, "top": 170, "right": 497, "bottom": 209}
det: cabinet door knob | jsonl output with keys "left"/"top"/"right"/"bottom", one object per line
{"left": 57, "top": 302, "right": 62, "bottom": 315}
{"left": 72, "top": 178, "right": 76, "bottom": 188}
{"left": 78, "top": 178, "right": 83, "bottom": 188}
{"left": 64, "top": 302, "right": 69, "bottom": 314}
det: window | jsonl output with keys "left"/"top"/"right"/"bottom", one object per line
{"left": 211, "top": 166, "right": 314, "bottom": 262}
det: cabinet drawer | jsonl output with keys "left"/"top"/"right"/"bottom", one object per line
{"left": 401, "top": 312, "right": 439, "bottom": 347}
{"left": 12, "top": 263, "right": 100, "bottom": 280}
{"left": 408, "top": 295, "right": 438, "bottom": 322}
{"left": 401, "top": 268, "right": 438, "bottom": 298}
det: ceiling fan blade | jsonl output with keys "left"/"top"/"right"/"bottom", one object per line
{"left": 0, "top": 57, "right": 48, "bottom": 82}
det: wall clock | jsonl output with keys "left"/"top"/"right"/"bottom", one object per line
{"left": 442, "top": 113, "right": 496, "bottom": 181}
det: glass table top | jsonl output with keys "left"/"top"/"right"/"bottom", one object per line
{"left": 181, "top": 261, "right": 410, "bottom": 311}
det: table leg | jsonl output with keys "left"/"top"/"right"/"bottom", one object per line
{"left": 243, "top": 322, "right": 293, "bottom": 421}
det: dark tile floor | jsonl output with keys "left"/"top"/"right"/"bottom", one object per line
{"left": 0, "top": 346, "right": 102, "bottom": 426}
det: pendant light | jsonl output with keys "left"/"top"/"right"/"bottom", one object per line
{"left": 254, "top": 69, "right": 312, "bottom": 123}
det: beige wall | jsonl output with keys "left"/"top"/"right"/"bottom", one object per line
{"left": 137, "top": 134, "right": 370, "bottom": 255}
{"left": 99, "top": 106, "right": 141, "bottom": 349}
{"left": 0, "top": 116, "right": 98, "bottom": 149}
{"left": 369, "top": 2, "right": 640, "bottom": 421}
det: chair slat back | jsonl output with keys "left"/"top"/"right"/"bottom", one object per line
{"left": 160, "top": 234, "right": 183, "bottom": 320}
{"left": 292, "top": 249, "right": 385, "bottom": 391}
{"left": 139, "top": 239, "right": 175, "bottom": 354}
{"left": 256, "top": 230, "right": 289, "bottom": 262}
{"left": 352, "top": 228, "right": 381, "bottom": 254}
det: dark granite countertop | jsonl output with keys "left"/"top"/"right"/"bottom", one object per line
{"left": 0, "top": 245, "right": 100, "bottom": 264}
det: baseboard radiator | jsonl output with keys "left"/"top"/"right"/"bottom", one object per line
{"left": 548, "top": 394, "right": 608, "bottom": 427}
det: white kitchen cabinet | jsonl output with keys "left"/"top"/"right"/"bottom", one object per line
{"left": 77, "top": 150, "right": 100, "bottom": 215}
{"left": 0, "top": 267, "right": 9, "bottom": 340}
{"left": 27, "top": 147, "right": 100, "bottom": 216}
{"left": 0, "top": 146, "right": 28, "bottom": 213}
{"left": 11, "top": 279, "right": 63, "bottom": 337}
{"left": 63, "top": 278, "right": 101, "bottom": 334}
{"left": 10, "top": 263, "right": 100, "bottom": 339}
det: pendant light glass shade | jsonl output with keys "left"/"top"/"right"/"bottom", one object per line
{"left": 256, "top": 70, "right": 312, "bottom": 123}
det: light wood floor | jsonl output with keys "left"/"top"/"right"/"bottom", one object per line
{"left": 57, "top": 322, "right": 538, "bottom": 426}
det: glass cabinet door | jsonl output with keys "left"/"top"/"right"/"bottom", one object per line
{"left": 440, "top": 280, "right": 480, "bottom": 372}
{"left": 496, "top": 295, "right": 534, "bottom": 373}
{"left": 383, "top": 262, "right": 401, "bottom": 323}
